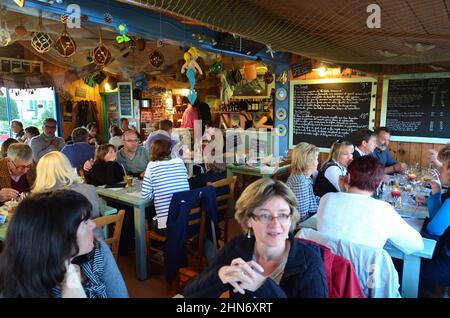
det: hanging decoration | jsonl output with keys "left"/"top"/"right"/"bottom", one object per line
{"left": 265, "top": 45, "right": 276, "bottom": 59}
{"left": 93, "top": 28, "right": 111, "bottom": 66}
{"left": 60, "top": 14, "right": 69, "bottom": 24}
{"left": 104, "top": 13, "right": 113, "bottom": 23}
{"left": 133, "top": 74, "right": 148, "bottom": 91}
{"left": 264, "top": 71, "right": 274, "bottom": 84}
{"left": 31, "top": 12, "right": 53, "bottom": 54}
{"left": 0, "top": 20, "right": 12, "bottom": 47}
{"left": 149, "top": 50, "right": 164, "bottom": 68}
{"left": 116, "top": 22, "right": 130, "bottom": 44}
{"left": 209, "top": 61, "right": 222, "bottom": 75}
{"left": 84, "top": 73, "right": 96, "bottom": 87}
{"left": 277, "top": 70, "right": 288, "bottom": 85}
{"left": 14, "top": 25, "right": 27, "bottom": 37}
{"left": 136, "top": 38, "right": 146, "bottom": 51}
{"left": 55, "top": 24, "right": 77, "bottom": 57}
{"left": 181, "top": 47, "right": 203, "bottom": 104}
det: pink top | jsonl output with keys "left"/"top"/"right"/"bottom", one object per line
{"left": 181, "top": 107, "right": 199, "bottom": 128}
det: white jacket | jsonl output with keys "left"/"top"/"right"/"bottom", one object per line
{"left": 297, "top": 228, "right": 401, "bottom": 298}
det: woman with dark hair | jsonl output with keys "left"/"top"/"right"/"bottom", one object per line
{"left": 0, "top": 190, "right": 128, "bottom": 298}
{"left": 23, "top": 126, "right": 40, "bottom": 145}
{"left": 89, "top": 144, "right": 125, "bottom": 186}
{"left": 0, "top": 138, "right": 18, "bottom": 158}
{"left": 316, "top": 156, "right": 423, "bottom": 254}
{"left": 142, "top": 139, "right": 189, "bottom": 230}
{"left": 237, "top": 101, "right": 253, "bottom": 130}
{"left": 86, "top": 122, "right": 102, "bottom": 146}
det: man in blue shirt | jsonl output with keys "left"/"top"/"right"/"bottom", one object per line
{"left": 372, "top": 127, "right": 407, "bottom": 174}
{"left": 61, "top": 127, "right": 95, "bottom": 171}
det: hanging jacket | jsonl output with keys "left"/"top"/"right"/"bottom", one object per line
{"left": 296, "top": 238, "right": 365, "bottom": 298}
{"left": 164, "top": 186, "right": 219, "bottom": 282}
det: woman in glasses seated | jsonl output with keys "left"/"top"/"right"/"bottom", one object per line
{"left": 317, "top": 156, "right": 423, "bottom": 255}
{"left": 286, "top": 142, "right": 320, "bottom": 224}
{"left": 313, "top": 140, "right": 354, "bottom": 197}
{"left": 0, "top": 190, "right": 128, "bottom": 298}
{"left": 183, "top": 178, "right": 328, "bottom": 298}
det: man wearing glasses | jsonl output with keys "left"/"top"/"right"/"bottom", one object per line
{"left": 29, "top": 118, "right": 66, "bottom": 163}
{"left": 0, "top": 144, "right": 36, "bottom": 202}
{"left": 117, "top": 130, "right": 149, "bottom": 178}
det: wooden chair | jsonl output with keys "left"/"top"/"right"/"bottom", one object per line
{"left": 147, "top": 206, "right": 208, "bottom": 275}
{"left": 207, "top": 176, "right": 237, "bottom": 245}
{"left": 94, "top": 210, "right": 125, "bottom": 261}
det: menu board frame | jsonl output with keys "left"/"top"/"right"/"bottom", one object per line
{"left": 381, "top": 72, "right": 450, "bottom": 144}
{"left": 118, "top": 82, "right": 134, "bottom": 118}
{"left": 289, "top": 78, "right": 377, "bottom": 152}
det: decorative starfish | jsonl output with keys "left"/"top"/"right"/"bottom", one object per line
{"left": 266, "top": 45, "right": 276, "bottom": 58}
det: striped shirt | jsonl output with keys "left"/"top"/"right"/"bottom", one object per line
{"left": 286, "top": 174, "right": 320, "bottom": 223}
{"left": 141, "top": 157, "right": 190, "bottom": 229}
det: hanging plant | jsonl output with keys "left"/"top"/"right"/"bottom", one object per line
{"left": 149, "top": 50, "right": 164, "bottom": 68}
{"left": 55, "top": 24, "right": 77, "bottom": 57}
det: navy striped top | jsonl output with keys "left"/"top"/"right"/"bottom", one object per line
{"left": 141, "top": 157, "right": 190, "bottom": 229}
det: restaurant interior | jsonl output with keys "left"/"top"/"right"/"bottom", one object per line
{"left": 0, "top": 0, "right": 449, "bottom": 300}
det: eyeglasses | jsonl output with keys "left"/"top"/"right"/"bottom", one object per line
{"left": 44, "top": 125, "right": 57, "bottom": 130}
{"left": 9, "top": 160, "right": 32, "bottom": 170}
{"left": 251, "top": 213, "right": 292, "bottom": 225}
{"left": 335, "top": 139, "right": 345, "bottom": 144}
{"left": 125, "top": 139, "right": 139, "bottom": 143}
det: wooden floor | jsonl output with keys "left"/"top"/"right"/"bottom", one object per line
{"left": 117, "top": 218, "right": 243, "bottom": 298}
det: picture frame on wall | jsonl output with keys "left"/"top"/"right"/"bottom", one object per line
{"left": 118, "top": 82, "right": 133, "bottom": 118}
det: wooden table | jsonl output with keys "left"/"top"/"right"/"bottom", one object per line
{"left": 227, "top": 163, "right": 290, "bottom": 179}
{"left": 298, "top": 214, "right": 436, "bottom": 298}
{"left": 96, "top": 181, "right": 152, "bottom": 281}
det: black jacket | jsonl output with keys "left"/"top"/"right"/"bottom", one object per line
{"left": 90, "top": 161, "right": 125, "bottom": 186}
{"left": 313, "top": 161, "right": 340, "bottom": 197}
{"left": 183, "top": 234, "right": 328, "bottom": 298}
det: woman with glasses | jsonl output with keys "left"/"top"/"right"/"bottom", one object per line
{"left": 286, "top": 142, "right": 320, "bottom": 224}
{"left": 313, "top": 140, "right": 354, "bottom": 197}
{"left": 0, "top": 144, "right": 35, "bottom": 203}
{"left": 183, "top": 178, "right": 328, "bottom": 298}
{"left": 0, "top": 190, "right": 128, "bottom": 298}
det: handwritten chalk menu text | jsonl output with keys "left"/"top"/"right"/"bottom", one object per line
{"left": 291, "top": 81, "right": 373, "bottom": 149}
{"left": 385, "top": 77, "right": 450, "bottom": 138}
{"left": 118, "top": 82, "right": 133, "bottom": 118}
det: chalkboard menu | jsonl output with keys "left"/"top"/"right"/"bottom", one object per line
{"left": 118, "top": 82, "right": 133, "bottom": 118}
{"left": 382, "top": 75, "right": 450, "bottom": 143}
{"left": 289, "top": 79, "right": 376, "bottom": 150}
{"left": 291, "top": 58, "right": 312, "bottom": 78}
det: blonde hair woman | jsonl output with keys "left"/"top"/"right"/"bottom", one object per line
{"left": 286, "top": 142, "right": 320, "bottom": 223}
{"left": 183, "top": 178, "right": 328, "bottom": 298}
{"left": 32, "top": 151, "right": 104, "bottom": 219}
{"left": 313, "top": 140, "right": 354, "bottom": 197}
